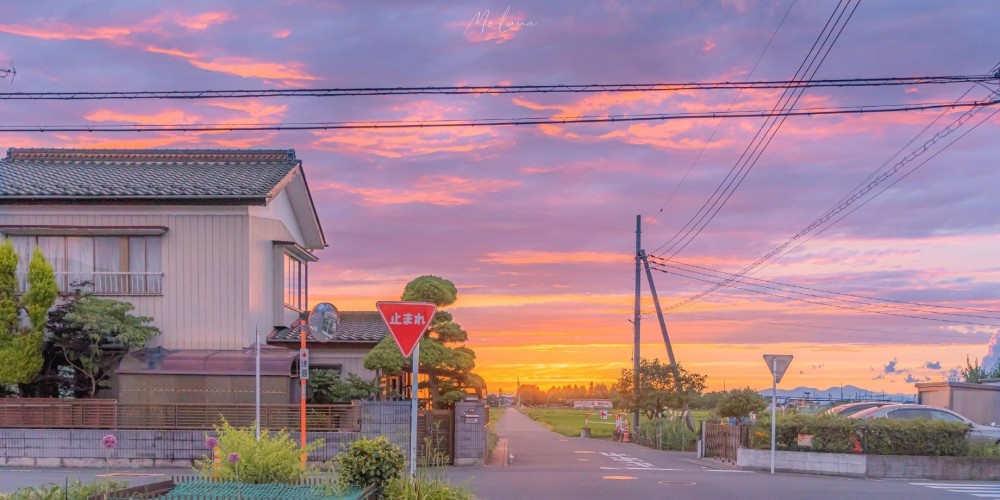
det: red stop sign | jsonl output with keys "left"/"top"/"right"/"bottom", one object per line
{"left": 376, "top": 301, "right": 437, "bottom": 358}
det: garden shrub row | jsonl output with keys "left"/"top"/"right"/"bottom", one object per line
{"left": 749, "top": 414, "right": 970, "bottom": 456}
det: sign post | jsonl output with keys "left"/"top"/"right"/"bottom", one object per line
{"left": 300, "top": 303, "right": 338, "bottom": 467}
{"left": 763, "top": 354, "right": 793, "bottom": 475}
{"left": 376, "top": 301, "right": 437, "bottom": 479}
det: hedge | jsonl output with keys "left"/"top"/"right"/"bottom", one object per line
{"left": 750, "top": 413, "right": 970, "bottom": 456}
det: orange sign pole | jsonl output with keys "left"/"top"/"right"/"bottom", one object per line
{"left": 300, "top": 320, "right": 307, "bottom": 468}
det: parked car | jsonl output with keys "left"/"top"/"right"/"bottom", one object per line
{"left": 851, "top": 404, "right": 1000, "bottom": 445}
{"left": 823, "top": 402, "right": 894, "bottom": 417}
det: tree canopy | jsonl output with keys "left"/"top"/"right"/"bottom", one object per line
{"left": 0, "top": 243, "right": 58, "bottom": 387}
{"left": 364, "top": 275, "right": 484, "bottom": 408}
{"left": 612, "top": 358, "right": 706, "bottom": 420}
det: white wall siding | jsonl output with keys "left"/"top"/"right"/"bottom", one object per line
{"left": 249, "top": 216, "right": 295, "bottom": 335}
{"left": 311, "top": 349, "right": 376, "bottom": 380}
{"left": 0, "top": 206, "right": 251, "bottom": 350}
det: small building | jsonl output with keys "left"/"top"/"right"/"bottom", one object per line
{"left": 916, "top": 381, "right": 1000, "bottom": 426}
{"left": 571, "top": 399, "right": 613, "bottom": 409}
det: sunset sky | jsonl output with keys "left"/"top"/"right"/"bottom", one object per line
{"left": 1, "top": 1, "right": 999, "bottom": 396}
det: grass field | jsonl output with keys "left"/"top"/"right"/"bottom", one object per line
{"left": 521, "top": 407, "right": 712, "bottom": 441}
{"left": 487, "top": 407, "right": 505, "bottom": 453}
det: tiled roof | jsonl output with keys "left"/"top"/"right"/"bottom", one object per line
{"left": 269, "top": 311, "right": 390, "bottom": 345}
{"left": 0, "top": 148, "right": 299, "bottom": 200}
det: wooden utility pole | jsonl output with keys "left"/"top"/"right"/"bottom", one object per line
{"left": 632, "top": 215, "right": 642, "bottom": 434}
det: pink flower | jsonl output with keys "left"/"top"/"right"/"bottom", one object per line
{"left": 228, "top": 452, "right": 240, "bottom": 464}
{"left": 102, "top": 434, "right": 117, "bottom": 449}
{"left": 205, "top": 436, "right": 219, "bottom": 449}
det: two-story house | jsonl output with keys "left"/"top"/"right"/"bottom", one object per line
{"left": 0, "top": 148, "right": 386, "bottom": 405}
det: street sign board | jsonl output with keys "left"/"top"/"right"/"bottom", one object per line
{"left": 376, "top": 301, "right": 437, "bottom": 358}
{"left": 600, "top": 410, "right": 608, "bottom": 420}
{"left": 299, "top": 349, "right": 310, "bottom": 380}
{"left": 307, "top": 302, "right": 338, "bottom": 342}
{"left": 763, "top": 354, "right": 793, "bottom": 384}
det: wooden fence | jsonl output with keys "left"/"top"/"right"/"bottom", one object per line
{"left": 0, "top": 398, "right": 359, "bottom": 432}
{"left": 703, "top": 423, "right": 749, "bottom": 461}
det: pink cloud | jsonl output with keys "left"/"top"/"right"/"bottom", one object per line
{"left": 273, "top": 29, "right": 292, "bottom": 39}
{"left": 318, "top": 175, "right": 520, "bottom": 206}
{"left": 703, "top": 38, "right": 716, "bottom": 52}
{"left": 0, "top": 22, "right": 130, "bottom": 41}
{"left": 175, "top": 12, "right": 234, "bottom": 30}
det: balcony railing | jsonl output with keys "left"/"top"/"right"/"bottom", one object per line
{"left": 16, "top": 272, "right": 163, "bottom": 295}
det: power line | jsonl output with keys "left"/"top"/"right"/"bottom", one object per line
{"left": 648, "top": 0, "right": 798, "bottom": 228}
{"left": 651, "top": 263, "right": 1000, "bottom": 328}
{"left": 666, "top": 77, "right": 1000, "bottom": 312}
{"left": 0, "top": 75, "right": 994, "bottom": 101}
{"left": 661, "top": 310, "right": 990, "bottom": 344}
{"left": 649, "top": 257, "right": 1000, "bottom": 320}
{"left": 652, "top": 0, "right": 861, "bottom": 258}
{"left": 0, "top": 99, "right": 995, "bottom": 133}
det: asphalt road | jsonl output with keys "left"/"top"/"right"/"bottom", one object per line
{"left": 2, "top": 410, "right": 999, "bottom": 499}
{"left": 445, "top": 408, "right": 1000, "bottom": 500}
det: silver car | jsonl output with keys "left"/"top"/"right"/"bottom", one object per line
{"left": 823, "top": 402, "right": 894, "bottom": 417}
{"left": 851, "top": 404, "right": 1000, "bottom": 445}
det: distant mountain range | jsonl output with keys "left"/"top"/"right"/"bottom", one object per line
{"left": 757, "top": 385, "right": 915, "bottom": 402}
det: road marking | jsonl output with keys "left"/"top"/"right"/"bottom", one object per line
{"left": 574, "top": 450, "right": 596, "bottom": 454}
{"left": 97, "top": 473, "right": 165, "bottom": 477}
{"left": 577, "top": 458, "right": 589, "bottom": 462}
{"left": 911, "top": 483, "right": 1000, "bottom": 498}
{"left": 601, "top": 467, "right": 680, "bottom": 471}
{"left": 600, "top": 452, "right": 654, "bottom": 468}
{"left": 704, "top": 470, "right": 753, "bottom": 473}
{"left": 602, "top": 475, "right": 637, "bottom": 480}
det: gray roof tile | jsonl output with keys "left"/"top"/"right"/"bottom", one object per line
{"left": 0, "top": 148, "right": 299, "bottom": 200}
{"left": 270, "top": 311, "right": 390, "bottom": 345}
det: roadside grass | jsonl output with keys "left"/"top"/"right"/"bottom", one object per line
{"left": 487, "top": 407, "right": 505, "bottom": 454}
{"left": 521, "top": 407, "right": 712, "bottom": 441}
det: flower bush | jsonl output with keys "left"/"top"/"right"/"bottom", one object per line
{"left": 333, "top": 436, "right": 405, "bottom": 499}
{"left": 194, "top": 419, "right": 323, "bottom": 484}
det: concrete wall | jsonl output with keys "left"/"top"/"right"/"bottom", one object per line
{"left": 737, "top": 448, "right": 1000, "bottom": 480}
{"left": 0, "top": 401, "right": 416, "bottom": 468}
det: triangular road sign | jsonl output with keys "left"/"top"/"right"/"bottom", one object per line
{"left": 376, "top": 301, "right": 437, "bottom": 358}
{"left": 763, "top": 354, "right": 794, "bottom": 384}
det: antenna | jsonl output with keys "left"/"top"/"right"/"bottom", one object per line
{"left": 0, "top": 61, "right": 15, "bottom": 83}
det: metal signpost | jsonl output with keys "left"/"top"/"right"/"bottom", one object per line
{"left": 300, "top": 302, "right": 338, "bottom": 467}
{"left": 376, "top": 301, "right": 438, "bottom": 479}
{"left": 763, "top": 354, "right": 793, "bottom": 475}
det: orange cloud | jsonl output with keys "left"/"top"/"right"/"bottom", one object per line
{"left": 318, "top": 175, "right": 520, "bottom": 206}
{"left": 176, "top": 12, "right": 233, "bottom": 30}
{"left": 481, "top": 251, "right": 627, "bottom": 265}
{"left": 145, "top": 45, "right": 198, "bottom": 58}
{"left": 85, "top": 109, "right": 202, "bottom": 125}
{"left": 188, "top": 57, "right": 318, "bottom": 81}
{"left": 208, "top": 100, "right": 288, "bottom": 119}
{"left": 0, "top": 22, "right": 130, "bottom": 41}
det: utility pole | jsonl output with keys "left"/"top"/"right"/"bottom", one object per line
{"left": 632, "top": 215, "right": 642, "bottom": 434}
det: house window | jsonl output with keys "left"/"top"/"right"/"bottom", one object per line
{"left": 284, "top": 253, "right": 306, "bottom": 311}
{"left": 8, "top": 235, "right": 162, "bottom": 295}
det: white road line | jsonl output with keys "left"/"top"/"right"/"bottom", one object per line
{"left": 704, "top": 469, "right": 753, "bottom": 473}
{"left": 910, "top": 483, "right": 1000, "bottom": 498}
{"left": 599, "top": 467, "right": 680, "bottom": 471}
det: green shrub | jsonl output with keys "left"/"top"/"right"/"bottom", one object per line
{"left": 194, "top": 418, "right": 323, "bottom": 484}
{"left": 384, "top": 475, "right": 477, "bottom": 499}
{"left": 751, "top": 413, "right": 970, "bottom": 456}
{"left": 716, "top": 388, "right": 768, "bottom": 422}
{"left": 334, "top": 436, "right": 406, "bottom": 499}
{"left": 6, "top": 479, "right": 126, "bottom": 500}
{"left": 635, "top": 417, "right": 698, "bottom": 451}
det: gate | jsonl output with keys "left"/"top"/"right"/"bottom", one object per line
{"left": 703, "top": 423, "right": 749, "bottom": 461}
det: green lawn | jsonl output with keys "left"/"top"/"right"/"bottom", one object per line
{"left": 521, "top": 407, "right": 712, "bottom": 440}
